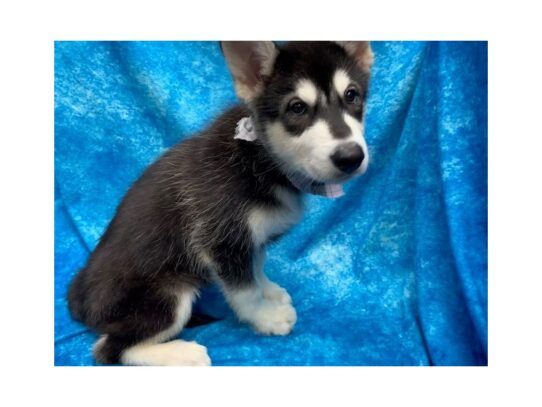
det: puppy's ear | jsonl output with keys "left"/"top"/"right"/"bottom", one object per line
{"left": 335, "top": 41, "right": 374, "bottom": 73}
{"left": 221, "top": 41, "right": 278, "bottom": 102}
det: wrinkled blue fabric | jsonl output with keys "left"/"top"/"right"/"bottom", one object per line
{"left": 54, "top": 41, "right": 487, "bottom": 366}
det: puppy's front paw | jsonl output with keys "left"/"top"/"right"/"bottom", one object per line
{"left": 252, "top": 300, "right": 297, "bottom": 336}
{"left": 262, "top": 282, "right": 292, "bottom": 304}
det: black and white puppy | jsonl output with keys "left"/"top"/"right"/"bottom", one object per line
{"left": 67, "top": 41, "right": 373, "bottom": 366}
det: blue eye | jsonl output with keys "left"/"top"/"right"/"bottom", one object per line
{"left": 345, "top": 88, "right": 361, "bottom": 104}
{"left": 289, "top": 100, "right": 307, "bottom": 115}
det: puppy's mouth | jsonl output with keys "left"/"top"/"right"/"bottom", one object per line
{"left": 306, "top": 160, "right": 369, "bottom": 185}
{"left": 317, "top": 173, "right": 360, "bottom": 186}
{"left": 288, "top": 168, "right": 360, "bottom": 189}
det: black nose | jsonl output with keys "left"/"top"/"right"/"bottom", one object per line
{"left": 330, "top": 142, "right": 364, "bottom": 174}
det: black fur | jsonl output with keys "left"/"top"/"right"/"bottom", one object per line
{"left": 256, "top": 42, "right": 369, "bottom": 136}
{"left": 68, "top": 105, "right": 299, "bottom": 363}
{"left": 68, "top": 41, "right": 370, "bottom": 364}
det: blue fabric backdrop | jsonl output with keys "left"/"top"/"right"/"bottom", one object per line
{"left": 54, "top": 41, "right": 487, "bottom": 366}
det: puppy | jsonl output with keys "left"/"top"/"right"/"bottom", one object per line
{"left": 67, "top": 41, "right": 373, "bottom": 365}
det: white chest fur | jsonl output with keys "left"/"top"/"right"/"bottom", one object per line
{"left": 247, "top": 186, "right": 304, "bottom": 246}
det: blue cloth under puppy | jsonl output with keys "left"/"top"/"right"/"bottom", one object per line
{"left": 54, "top": 41, "right": 487, "bottom": 366}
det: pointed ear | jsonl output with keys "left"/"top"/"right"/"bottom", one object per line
{"left": 335, "top": 41, "right": 374, "bottom": 73}
{"left": 221, "top": 41, "right": 278, "bottom": 102}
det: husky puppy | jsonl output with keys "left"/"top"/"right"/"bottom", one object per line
{"left": 67, "top": 41, "right": 373, "bottom": 366}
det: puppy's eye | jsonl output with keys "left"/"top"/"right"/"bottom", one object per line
{"left": 344, "top": 88, "right": 361, "bottom": 105}
{"left": 288, "top": 100, "right": 308, "bottom": 115}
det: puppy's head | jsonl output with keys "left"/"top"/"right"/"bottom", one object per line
{"left": 222, "top": 41, "right": 373, "bottom": 184}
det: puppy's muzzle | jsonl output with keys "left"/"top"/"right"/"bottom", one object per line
{"left": 330, "top": 142, "right": 365, "bottom": 174}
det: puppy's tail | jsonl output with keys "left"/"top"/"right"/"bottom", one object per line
{"left": 67, "top": 269, "right": 87, "bottom": 323}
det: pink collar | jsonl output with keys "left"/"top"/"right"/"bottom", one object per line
{"left": 235, "top": 117, "right": 345, "bottom": 199}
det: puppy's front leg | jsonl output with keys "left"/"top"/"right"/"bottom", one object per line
{"left": 253, "top": 247, "right": 292, "bottom": 305}
{"left": 217, "top": 247, "right": 296, "bottom": 336}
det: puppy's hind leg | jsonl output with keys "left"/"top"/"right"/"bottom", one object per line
{"left": 119, "top": 339, "right": 210, "bottom": 367}
{"left": 94, "top": 287, "right": 211, "bottom": 366}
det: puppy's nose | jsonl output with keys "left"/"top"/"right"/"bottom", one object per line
{"left": 330, "top": 142, "right": 364, "bottom": 174}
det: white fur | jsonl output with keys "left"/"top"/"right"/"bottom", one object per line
{"left": 333, "top": 69, "right": 351, "bottom": 97}
{"left": 247, "top": 186, "right": 303, "bottom": 246}
{"left": 261, "top": 279, "right": 292, "bottom": 304}
{"left": 266, "top": 120, "right": 342, "bottom": 182}
{"left": 121, "top": 340, "right": 211, "bottom": 366}
{"left": 226, "top": 285, "right": 297, "bottom": 335}
{"left": 296, "top": 79, "right": 318, "bottom": 106}
{"left": 253, "top": 247, "right": 292, "bottom": 304}
{"left": 107, "top": 287, "right": 211, "bottom": 366}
